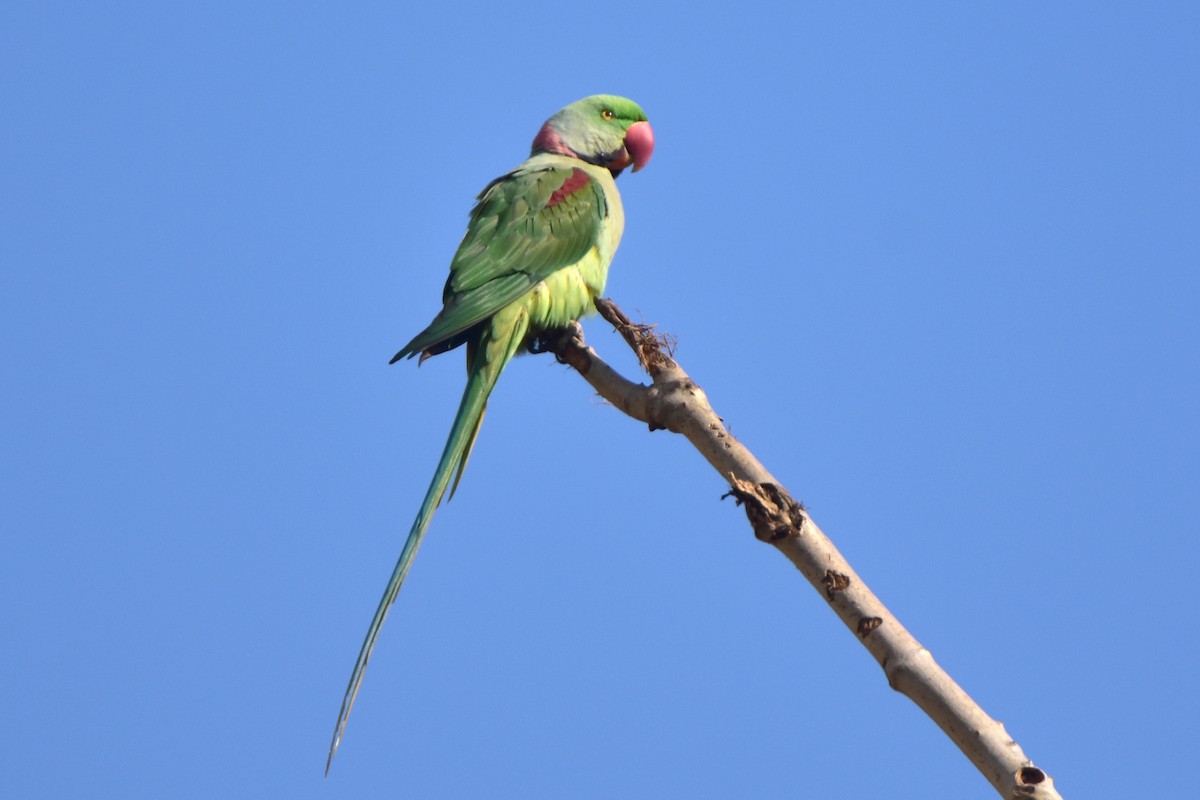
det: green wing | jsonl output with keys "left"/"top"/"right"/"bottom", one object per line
{"left": 392, "top": 163, "right": 608, "bottom": 361}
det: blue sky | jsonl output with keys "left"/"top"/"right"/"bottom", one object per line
{"left": 3, "top": 2, "right": 1197, "bottom": 797}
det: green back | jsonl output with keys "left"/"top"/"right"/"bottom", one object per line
{"left": 394, "top": 160, "right": 608, "bottom": 360}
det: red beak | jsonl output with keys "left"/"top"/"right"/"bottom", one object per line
{"left": 624, "top": 120, "right": 654, "bottom": 172}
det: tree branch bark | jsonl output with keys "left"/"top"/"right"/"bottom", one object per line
{"left": 541, "top": 298, "right": 1062, "bottom": 800}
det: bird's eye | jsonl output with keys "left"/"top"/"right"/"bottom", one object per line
{"left": 600, "top": 109, "right": 615, "bottom": 121}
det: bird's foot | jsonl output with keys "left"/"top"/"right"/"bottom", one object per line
{"left": 528, "top": 321, "right": 585, "bottom": 355}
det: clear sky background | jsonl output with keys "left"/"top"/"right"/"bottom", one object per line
{"left": 3, "top": 2, "right": 1197, "bottom": 797}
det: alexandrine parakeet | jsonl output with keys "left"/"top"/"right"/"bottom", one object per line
{"left": 328, "top": 95, "right": 654, "bottom": 769}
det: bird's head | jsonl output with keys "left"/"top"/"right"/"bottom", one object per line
{"left": 531, "top": 95, "right": 654, "bottom": 177}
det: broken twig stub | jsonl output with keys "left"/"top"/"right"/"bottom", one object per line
{"left": 724, "top": 477, "right": 807, "bottom": 543}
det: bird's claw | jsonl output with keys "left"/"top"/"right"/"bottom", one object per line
{"left": 528, "top": 321, "right": 585, "bottom": 355}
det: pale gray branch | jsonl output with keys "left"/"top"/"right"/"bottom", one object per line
{"left": 543, "top": 298, "right": 1062, "bottom": 800}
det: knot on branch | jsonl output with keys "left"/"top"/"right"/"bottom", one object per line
{"left": 822, "top": 570, "right": 851, "bottom": 600}
{"left": 723, "top": 477, "right": 807, "bottom": 543}
{"left": 1012, "top": 765, "right": 1057, "bottom": 799}
{"left": 856, "top": 616, "right": 882, "bottom": 637}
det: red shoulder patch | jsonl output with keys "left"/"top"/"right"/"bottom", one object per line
{"left": 547, "top": 168, "right": 592, "bottom": 208}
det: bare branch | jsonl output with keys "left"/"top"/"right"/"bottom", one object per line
{"left": 544, "top": 298, "right": 1063, "bottom": 800}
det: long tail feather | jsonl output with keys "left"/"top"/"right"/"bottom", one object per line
{"left": 326, "top": 312, "right": 529, "bottom": 773}
{"left": 449, "top": 340, "right": 486, "bottom": 502}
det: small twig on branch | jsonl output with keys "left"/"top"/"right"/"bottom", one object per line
{"left": 543, "top": 297, "right": 1062, "bottom": 800}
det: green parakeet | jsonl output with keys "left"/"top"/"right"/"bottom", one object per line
{"left": 328, "top": 95, "right": 654, "bottom": 769}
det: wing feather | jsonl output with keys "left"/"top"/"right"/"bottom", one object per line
{"left": 393, "top": 163, "right": 605, "bottom": 361}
